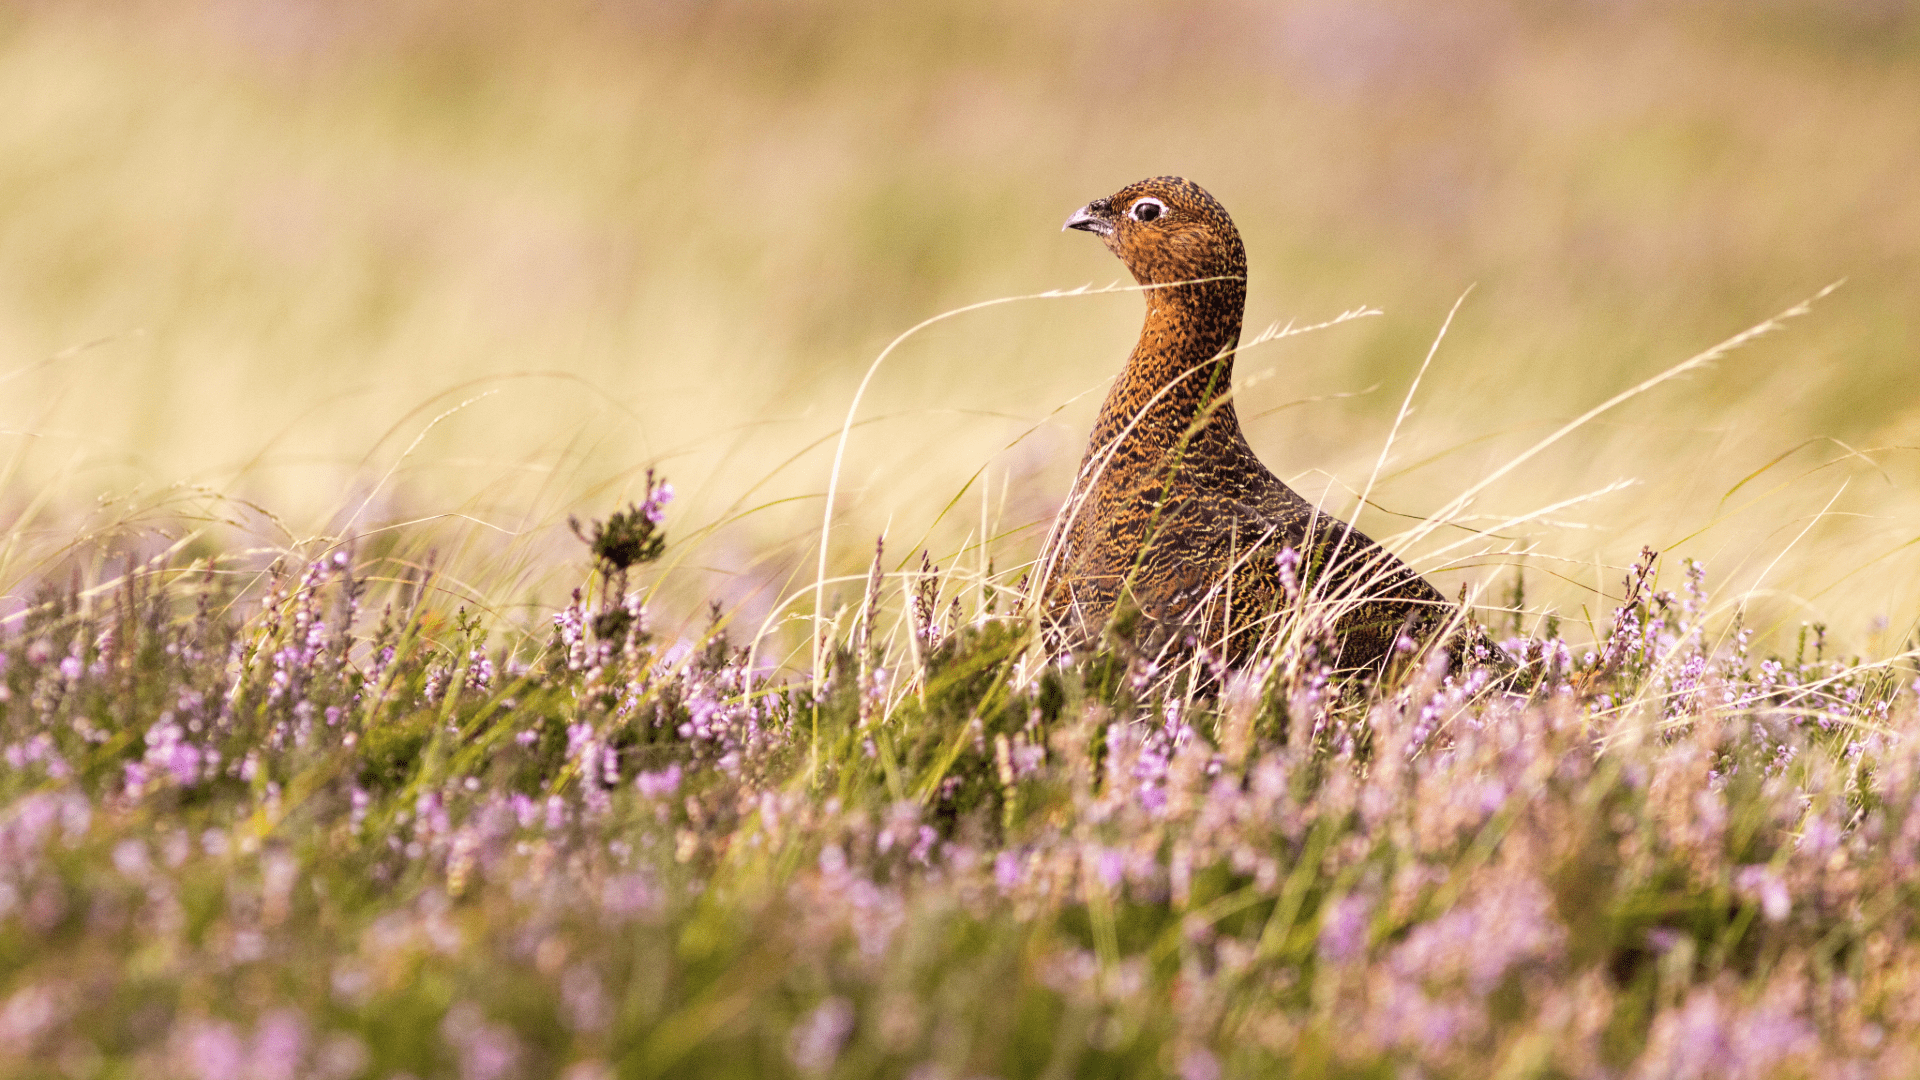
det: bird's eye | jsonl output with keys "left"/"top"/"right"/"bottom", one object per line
{"left": 1129, "top": 198, "right": 1165, "bottom": 223}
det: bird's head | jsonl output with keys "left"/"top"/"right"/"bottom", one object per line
{"left": 1063, "top": 176, "right": 1246, "bottom": 290}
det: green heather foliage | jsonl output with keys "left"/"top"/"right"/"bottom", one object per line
{"left": 1, "top": 492, "right": 1916, "bottom": 1080}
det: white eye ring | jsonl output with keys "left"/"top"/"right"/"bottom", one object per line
{"left": 1128, "top": 197, "right": 1167, "bottom": 223}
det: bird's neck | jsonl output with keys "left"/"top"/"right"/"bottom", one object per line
{"left": 1090, "top": 279, "right": 1247, "bottom": 453}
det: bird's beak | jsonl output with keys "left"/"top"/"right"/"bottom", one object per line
{"left": 1062, "top": 203, "right": 1113, "bottom": 237}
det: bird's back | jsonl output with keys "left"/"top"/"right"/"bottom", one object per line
{"left": 1045, "top": 393, "right": 1450, "bottom": 667}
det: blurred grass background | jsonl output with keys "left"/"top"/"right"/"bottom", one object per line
{"left": 1, "top": 0, "right": 1916, "bottom": 654}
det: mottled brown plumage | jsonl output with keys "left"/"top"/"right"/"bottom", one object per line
{"left": 1040, "top": 176, "right": 1462, "bottom": 670}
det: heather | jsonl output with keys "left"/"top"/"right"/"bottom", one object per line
{"left": 1, "top": 479, "right": 1915, "bottom": 1080}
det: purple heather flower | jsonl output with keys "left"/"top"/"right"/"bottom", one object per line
{"left": 250, "top": 1009, "right": 309, "bottom": 1080}
{"left": 178, "top": 1020, "right": 246, "bottom": 1080}
{"left": 600, "top": 873, "right": 659, "bottom": 921}
{"left": 560, "top": 966, "right": 611, "bottom": 1034}
{"left": 146, "top": 722, "right": 204, "bottom": 787}
{"left": 1798, "top": 812, "right": 1842, "bottom": 860}
{"left": 634, "top": 764, "right": 681, "bottom": 800}
{"left": 554, "top": 590, "right": 590, "bottom": 671}
{"left": 788, "top": 997, "right": 855, "bottom": 1075}
{"left": 567, "top": 723, "right": 594, "bottom": 760}
{"left": 643, "top": 481, "right": 675, "bottom": 525}
{"left": 1388, "top": 874, "right": 1563, "bottom": 997}
{"left": 1317, "top": 893, "right": 1372, "bottom": 964}
{"left": 441, "top": 1003, "right": 522, "bottom": 1080}
{"left": 465, "top": 649, "right": 494, "bottom": 693}
{"left": 909, "top": 826, "right": 937, "bottom": 865}
{"left": 1275, "top": 547, "right": 1301, "bottom": 596}
{"left": 1629, "top": 986, "right": 1816, "bottom": 1080}
{"left": 422, "top": 666, "right": 446, "bottom": 704}
{"left": 122, "top": 761, "right": 150, "bottom": 800}
{"left": 111, "top": 839, "right": 150, "bottom": 880}
{"left": 1645, "top": 927, "right": 1685, "bottom": 954}
{"left": 1178, "top": 1049, "right": 1222, "bottom": 1080}
{"left": 1734, "top": 865, "right": 1791, "bottom": 922}
{"left": 0, "top": 984, "right": 59, "bottom": 1057}
{"left": 994, "top": 850, "right": 1024, "bottom": 892}
{"left": 819, "top": 843, "right": 848, "bottom": 877}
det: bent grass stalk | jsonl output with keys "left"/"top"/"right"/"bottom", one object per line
{"left": 812, "top": 275, "right": 1256, "bottom": 691}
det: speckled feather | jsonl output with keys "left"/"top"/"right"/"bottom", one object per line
{"left": 1042, "top": 176, "right": 1462, "bottom": 669}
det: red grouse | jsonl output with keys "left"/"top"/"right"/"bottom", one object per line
{"left": 1041, "top": 176, "right": 1466, "bottom": 670}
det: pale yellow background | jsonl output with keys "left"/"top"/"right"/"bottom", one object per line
{"left": 1, "top": 0, "right": 1916, "bottom": 657}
